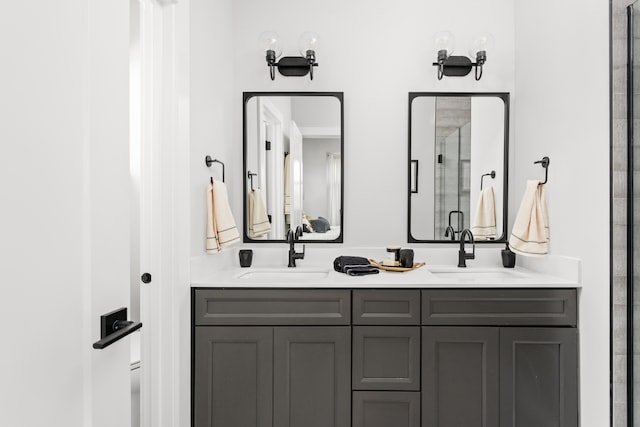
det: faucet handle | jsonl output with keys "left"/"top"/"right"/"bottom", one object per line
{"left": 299, "top": 244, "right": 306, "bottom": 259}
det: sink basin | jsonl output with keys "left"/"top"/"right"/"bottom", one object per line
{"left": 427, "top": 267, "right": 525, "bottom": 281}
{"left": 236, "top": 268, "right": 331, "bottom": 281}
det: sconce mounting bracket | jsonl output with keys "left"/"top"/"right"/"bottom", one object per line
{"left": 276, "top": 56, "right": 317, "bottom": 77}
{"left": 437, "top": 55, "right": 473, "bottom": 77}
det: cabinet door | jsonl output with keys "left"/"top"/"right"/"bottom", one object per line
{"left": 273, "top": 327, "right": 351, "bottom": 427}
{"left": 353, "top": 391, "right": 420, "bottom": 427}
{"left": 499, "top": 328, "right": 578, "bottom": 427}
{"left": 194, "top": 327, "right": 273, "bottom": 427}
{"left": 352, "top": 326, "right": 420, "bottom": 390}
{"left": 422, "top": 327, "right": 499, "bottom": 427}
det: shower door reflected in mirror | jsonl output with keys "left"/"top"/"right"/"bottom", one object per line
{"left": 435, "top": 110, "right": 472, "bottom": 239}
{"left": 408, "top": 92, "right": 509, "bottom": 243}
{"left": 243, "top": 92, "right": 344, "bottom": 243}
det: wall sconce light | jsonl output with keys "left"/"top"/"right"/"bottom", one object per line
{"left": 432, "top": 31, "right": 494, "bottom": 81}
{"left": 260, "top": 31, "right": 319, "bottom": 80}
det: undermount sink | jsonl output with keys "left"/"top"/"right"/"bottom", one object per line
{"left": 427, "top": 267, "right": 526, "bottom": 280}
{"left": 236, "top": 268, "right": 331, "bottom": 281}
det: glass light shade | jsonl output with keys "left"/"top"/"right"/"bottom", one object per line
{"left": 434, "top": 31, "right": 456, "bottom": 55}
{"left": 259, "top": 31, "right": 282, "bottom": 58}
{"left": 298, "top": 31, "right": 319, "bottom": 56}
{"left": 469, "top": 33, "right": 495, "bottom": 57}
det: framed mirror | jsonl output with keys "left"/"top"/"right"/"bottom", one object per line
{"left": 243, "top": 92, "right": 344, "bottom": 243}
{"left": 408, "top": 92, "right": 509, "bottom": 243}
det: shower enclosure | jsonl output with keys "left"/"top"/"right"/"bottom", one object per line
{"left": 615, "top": 3, "right": 640, "bottom": 426}
{"left": 433, "top": 99, "right": 471, "bottom": 239}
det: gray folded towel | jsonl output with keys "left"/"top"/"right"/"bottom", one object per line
{"left": 333, "top": 256, "right": 379, "bottom": 276}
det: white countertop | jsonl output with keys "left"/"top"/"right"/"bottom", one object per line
{"left": 190, "top": 246, "right": 581, "bottom": 288}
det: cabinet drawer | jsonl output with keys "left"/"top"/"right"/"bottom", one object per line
{"left": 422, "top": 289, "right": 577, "bottom": 326}
{"left": 352, "top": 326, "right": 420, "bottom": 391}
{"left": 353, "top": 392, "right": 420, "bottom": 427}
{"left": 194, "top": 289, "right": 351, "bottom": 325}
{"left": 353, "top": 290, "right": 420, "bottom": 325}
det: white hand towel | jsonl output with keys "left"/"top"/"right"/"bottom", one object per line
{"left": 206, "top": 181, "right": 240, "bottom": 254}
{"left": 249, "top": 189, "right": 271, "bottom": 238}
{"left": 509, "top": 180, "right": 549, "bottom": 256}
{"left": 206, "top": 182, "right": 220, "bottom": 254}
{"left": 471, "top": 186, "right": 497, "bottom": 241}
{"left": 214, "top": 180, "right": 241, "bottom": 249}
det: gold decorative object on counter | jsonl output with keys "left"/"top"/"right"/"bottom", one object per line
{"left": 369, "top": 259, "right": 426, "bottom": 272}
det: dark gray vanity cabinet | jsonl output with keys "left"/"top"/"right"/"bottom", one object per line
{"left": 193, "top": 289, "right": 351, "bottom": 427}
{"left": 421, "top": 289, "right": 578, "bottom": 427}
{"left": 193, "top": 288, "right": 579, "bottom": 427}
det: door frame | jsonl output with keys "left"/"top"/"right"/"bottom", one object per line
{"left": 138, "top": 0, "right": 190, "bottom": 426}
{"left": 257, "top": 97, "right": 285, "bottom": 239}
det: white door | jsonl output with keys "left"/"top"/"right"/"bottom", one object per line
{"left": 87, "top": 1, "right": 133, "bottom": 425}
{"left": 0, "top": 0, "right": 132, "bottom": 425}
{"left": 0, "top": 1, "right": 186, "bottom": 426}
{"left": 0, "top": 0, "right": 185, "bottom": 426}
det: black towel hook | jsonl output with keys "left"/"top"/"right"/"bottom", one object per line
{"left": 205, "top": 156, "right": 225, "bottom": 183}
{"left": 480, "top": 170, "right": 496, "bottom": 190}
{"left": 247, "top": 171, "right": 257, "bottom": 191}
{"left": 534, "top": 156, "right": 550, "bottom": 185}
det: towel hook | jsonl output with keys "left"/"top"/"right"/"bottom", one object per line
{"left": 534, "top": 156, "right": 550, "bottom": 185}
{"left": 247, "top": 171, "right": 257, "bottom": 191}
{"left": 205, "top": 156, "right": 225, "bottom": 183}
{"left": 480, "top": 170, "right": 496, "bottom": 190}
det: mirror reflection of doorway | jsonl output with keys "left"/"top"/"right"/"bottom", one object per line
{"left": 257, "top": 98, "right": 285, "bottom": 240}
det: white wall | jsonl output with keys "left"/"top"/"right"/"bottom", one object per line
{"left": 513, "top": 1, "right": 610, "bottom": 425}
{"left": 190, "top": 0, "right": 235, "bottom": 255}
{"left": 470, "top": 97, "right": 504, "bottom": 238}
{"left": 189, "top": 0, "right": 515, "bottom": 253}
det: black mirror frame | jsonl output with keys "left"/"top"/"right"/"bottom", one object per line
{"left": 242, "top": 91, "right": 345, "bottom": 243}
{"left": 407, "top": 92, "right": 510, "bottom": 244}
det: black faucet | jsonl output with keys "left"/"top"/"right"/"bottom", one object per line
{"left": 287, "top": 226, "right": 305, "bottom": 267}
{"left": 444, "top": 225, "right": 456, "bottom": 240}
{"left": 458, "top": 228, "right": 475, "bottom": 268}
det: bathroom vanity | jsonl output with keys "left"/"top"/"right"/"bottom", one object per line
{"left": 191, "top": 254, "right": 580, "bottom": 427}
